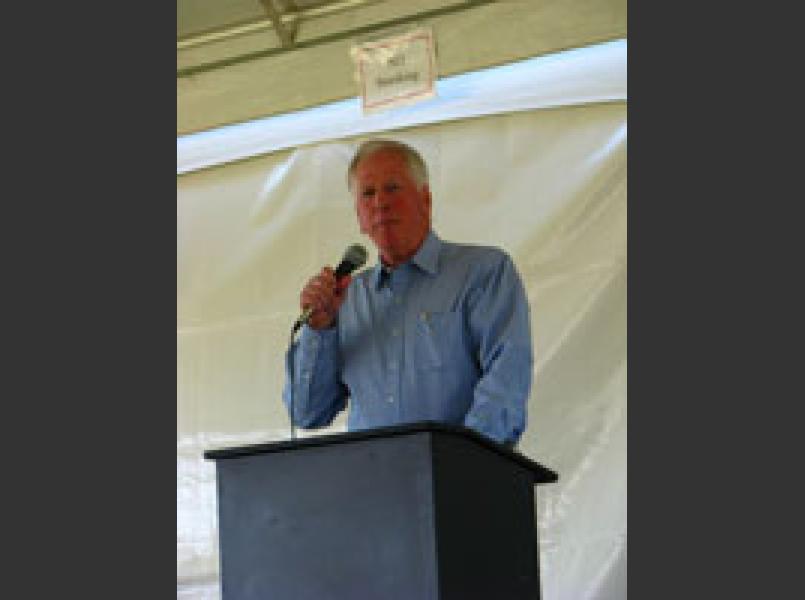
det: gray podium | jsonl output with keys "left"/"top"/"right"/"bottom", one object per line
{"left": 205, "top": 422, "right": 558, "bottom": 600}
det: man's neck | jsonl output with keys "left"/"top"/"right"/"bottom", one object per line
{"left": 380, "top": 231, "right": 430, "bottom": 270}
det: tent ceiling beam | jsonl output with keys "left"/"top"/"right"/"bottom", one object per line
{"left": 177, "top": 0, "right": 494, "bottom": 79}
{"left": 177, "top": 0, "right": 383, "bottom": 52}
{"left": 258, "top": 0, "right": 299, "bottom": 49}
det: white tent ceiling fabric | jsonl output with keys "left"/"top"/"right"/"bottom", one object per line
{"left": 178, "top": 40, "right": 626, "bottom": 600}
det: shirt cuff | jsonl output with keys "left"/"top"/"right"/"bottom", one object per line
{"left": 299, "top": 323, "right": 339, "bottom": 348}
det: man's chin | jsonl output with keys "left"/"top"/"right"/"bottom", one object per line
{"left": 370, "top": 231, "right": 394, "bottom": 248}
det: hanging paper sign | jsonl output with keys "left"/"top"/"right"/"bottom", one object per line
{"left": 351, "top": 27, "right": 437, "bottom": 114}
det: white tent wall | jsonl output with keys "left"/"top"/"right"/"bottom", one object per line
{"left": 178, "top": 46, "right": 626, "bottom": 600}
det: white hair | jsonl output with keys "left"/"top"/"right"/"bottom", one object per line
{"left": 347, "top": 139, "right": 429, "bottom": 191}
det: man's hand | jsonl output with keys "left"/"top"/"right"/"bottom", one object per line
{"left": 300, "top": 267, "right": 351, "bottom": 330}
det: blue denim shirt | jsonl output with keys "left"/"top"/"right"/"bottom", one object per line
{"left": 283, "top": 231, "right": 533, "bottom": 444}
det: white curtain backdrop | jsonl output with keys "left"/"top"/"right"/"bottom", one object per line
{"left": 178, "top": 40, "right": 626, "bottom": 600}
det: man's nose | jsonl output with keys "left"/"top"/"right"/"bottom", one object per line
{"left": 371, "top": 190, "right": 391, "bottom": 209}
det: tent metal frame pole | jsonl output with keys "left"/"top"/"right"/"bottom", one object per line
{"left": 177, "top": 0, "right": 383, "bottom": 51}
{"left": 177, "top": 0, "right": 494, "bottom": 79}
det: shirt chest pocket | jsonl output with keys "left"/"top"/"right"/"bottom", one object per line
{"left": 411, "top": 310, "right": 464, "bottom": 369}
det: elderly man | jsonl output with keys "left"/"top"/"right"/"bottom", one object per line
{"left": 283, "top": 139, "right": 533, "bottom": 445}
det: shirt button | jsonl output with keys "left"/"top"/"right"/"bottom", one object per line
{"left": 394, "top": 298, "right": 402, "bottom": 306}
{"left": 389, "top": 360, "right": 398, "bottom": 369}
{"left": 387, "top": 395, "right": 394, "bottom": 403}
{"left": 392, "top": 327, "right": 400, "bottom": 336}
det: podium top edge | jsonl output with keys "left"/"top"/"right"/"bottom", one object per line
{"left": 203, "top": 421, "right": 558, "bottom": 484}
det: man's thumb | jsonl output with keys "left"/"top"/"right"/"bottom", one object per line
{"left": 337, "top": 274, "right": 352, "bottom": 292}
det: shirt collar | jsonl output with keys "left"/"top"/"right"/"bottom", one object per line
{"left": 371, "top": 230, "right": 441, "bottom": 290}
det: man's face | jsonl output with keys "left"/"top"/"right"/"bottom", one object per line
{"left": 352, "top": 148, "right": 431, "bottom": 267}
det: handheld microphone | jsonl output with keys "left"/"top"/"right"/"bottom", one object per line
{"left": 293, "top": 244, "right": 368, "bottom": 332}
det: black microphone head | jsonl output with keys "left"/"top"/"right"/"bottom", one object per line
{"left": 335, "top": 244, "right": 368, "bottom": 278}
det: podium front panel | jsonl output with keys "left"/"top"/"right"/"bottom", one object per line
{"left": 216, "top": 432, "right": 440, "bottom": 600}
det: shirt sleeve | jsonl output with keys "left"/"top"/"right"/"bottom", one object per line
{"left": 282, "top": 324, "right": 348, "bottom": 428}
{"left": 463, "top": 253, "right": 533, "bottom": 445}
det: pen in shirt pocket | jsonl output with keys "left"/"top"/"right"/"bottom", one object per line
{"left": 419, "top": 311, "right": 431, "bottom": 332}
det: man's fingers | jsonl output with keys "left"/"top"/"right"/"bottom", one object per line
{"left": 337, "top": 274, "right": 352, "bottom": 291}
{"left": 311, "top": 279, "right": 336, "bottom": 296}
{"left": 334, "top": 274, "right": 352, "bottom": 300}
{"left": 301, "top": 269, "right": 339, "bottom": 312}
{"left": 298, "top": 265, "right": 348, "bottom": 329}
{"left": 302, "top": 290, "right": 331, "bottom": 313}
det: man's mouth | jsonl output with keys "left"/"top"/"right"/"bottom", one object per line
{"left": 374, "top": 219, "right": 397, "bottom": 227}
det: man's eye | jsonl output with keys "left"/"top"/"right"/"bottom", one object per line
{"left": 385, "top": 183, "right": 400, "bottom": 193}
{"left": 362, "top": 188, "right": 375, "bottom": 198}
